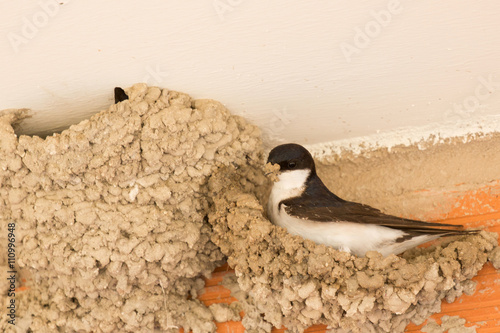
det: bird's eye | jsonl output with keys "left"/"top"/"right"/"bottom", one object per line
{"left": 288, "top": 161, "right": 296, "bottom": 168}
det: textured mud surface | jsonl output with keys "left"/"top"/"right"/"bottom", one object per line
{"left": 1, "top": 84, "right": 499, "bottom": 333}
{"left": 314, "top": 133, "right": 500, "bottom": 221}
{"left": 208, "top": 163, "right": 498, "bottom": 332}
{"left": 0, "top": 84, "right": 261, "bottom": 332}
{"left": 421, "top": 316, "right": 477, "bottom": 333}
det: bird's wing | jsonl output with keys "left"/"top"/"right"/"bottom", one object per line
{"left": 281, "top": 199, "right": 470, "bottom": 236}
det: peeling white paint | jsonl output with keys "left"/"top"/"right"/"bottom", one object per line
{"left": 306, "top": 114, "right": 500, "bottom": 159}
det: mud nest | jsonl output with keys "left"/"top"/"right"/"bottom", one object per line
{"left": 208, "top": 163, "right": 499, "bottom": 333}
{"left": 0, "top": 84, "right": 260, "bottom": 333}
{"left": 1, "top": 84, "right": 498, "bottom": 333}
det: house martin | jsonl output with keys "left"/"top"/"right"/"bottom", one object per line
{"left": 266, "top": 143, "right": 477, "bottom": 257}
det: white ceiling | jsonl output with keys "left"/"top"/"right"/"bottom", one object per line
{"left": 1, "top": 0, "right": 499, "bottom": 146}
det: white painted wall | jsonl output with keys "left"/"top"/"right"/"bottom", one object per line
{"left": 1, "top": 0, "right": 500, "bottom": 146}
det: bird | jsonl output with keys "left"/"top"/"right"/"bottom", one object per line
{"left": 114, "top": 87, "right": 129, "bottom": 104}
{"left": 266, "top": 143, "right": 477, "bottom": 257}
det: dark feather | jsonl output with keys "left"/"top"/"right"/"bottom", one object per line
{"left": 114, "top": 87, "right": 129, "bottom": 104}
{"left": 280, "top": 174, "right": 477, "bottom": 240}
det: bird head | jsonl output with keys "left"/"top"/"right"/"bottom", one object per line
{"left": 266, "top": 143, "right": 316, "bottom": 176}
